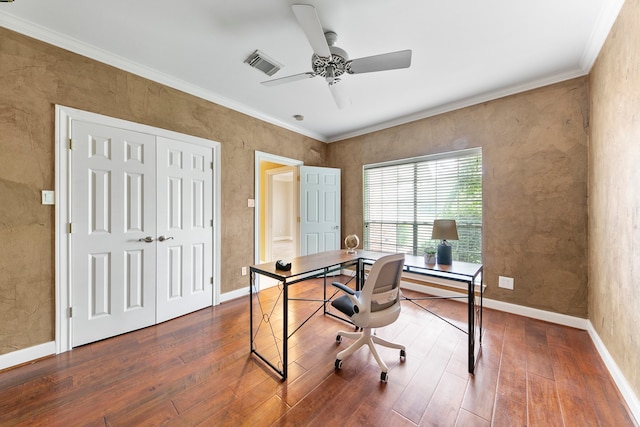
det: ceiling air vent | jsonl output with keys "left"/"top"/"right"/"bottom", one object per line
{"left": 244, "top": 50, "right": 282, "bottom": 77}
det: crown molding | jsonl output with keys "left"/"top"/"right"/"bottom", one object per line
{"left": 579, "top": 0, "right": 625, "bottom": 71}
{"left": 0, "top": 12, "right": 327, "bottom": 142}
{"left": 0, "top": 2, "right": 623, "bottom": 144}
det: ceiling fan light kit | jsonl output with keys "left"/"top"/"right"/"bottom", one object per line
{"left": 261, "top": 4, "right": 412, "bottom": 109}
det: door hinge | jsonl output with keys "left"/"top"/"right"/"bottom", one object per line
{"left": 210, "top": 277, "right": 213, "bottom": 285}
{"left": 68, "top": 307, "right": 73, "bottom": 318}
{"left": 297, "top": 217, "right": 300, "bottom": 223}
{"left": 69, "top": 138, "right": 73, "bottom": 150}
{"left": 210, "top": 161, "right": 213, "bottom": 170}
{"left": 210, "top": 219, "right": 213, "bottom": 227}
{"left": 68, "top": 223, "right": 73, "bottom": 234}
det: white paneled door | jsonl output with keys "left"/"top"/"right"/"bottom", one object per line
{"left": 156, "top": 137, "right": 213, "bottom": 323}
{"left": 71, "top": 121, "right": 157, "bottom": 346}
{"left": 70, "top": 121, "right": 213, "bottom": 347}
{"left": 299, "top": 166, "right": 341, "bottom": 255}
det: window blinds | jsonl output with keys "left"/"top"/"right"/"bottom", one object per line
{"left": 363, "top": 148, "right": 482, "bottom": 263}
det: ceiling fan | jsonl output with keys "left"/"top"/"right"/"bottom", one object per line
{"left": 261, "top": 4, "right": 412, "bottom": 109}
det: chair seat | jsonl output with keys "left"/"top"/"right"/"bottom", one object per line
{"left": 331, "top": 291, "right": 361, "bottom": 317}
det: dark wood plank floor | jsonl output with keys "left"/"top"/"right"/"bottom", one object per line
{"left": 0, "top": 277, "right": 636, "bottom": 426}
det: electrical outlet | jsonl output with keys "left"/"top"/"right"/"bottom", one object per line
{"left": 241, "top": 267, "right": 247, "bottom": 276}
{"left": 498, "top": 276, "right": 514, "bottom": 290}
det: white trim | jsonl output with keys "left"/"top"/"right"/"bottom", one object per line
{"left": 0, "top": 342, "right": 55, "bottom": 372}
{"left": 579, "top": 0, "right": 625, "bottom": 71}
{"left": 0, "top": 12, "right": 326, "bottom": 143}
{"left": 55, "top": 105, "right": 222, "bottom": 354}
{"left": 0, "top": 9, "right": 623, "bottom": 144}
{"left": 402, "top": 281, "right": 639, "bottom": 424}
{"left": 400, "top": 280, "right": 590, "bottom": 330}
{"left": 211, "top": 141, "right": 222, "bottom": 307}
{"left": 55, "top": 105, "right": 72, "bottom": 354}
{"left": 220, "top": 287, "right": 249, "bottom": 303}
{"left": 587, "top": 321, "right": 640, "bottom": 424}
{"left": 4, "top": 285, "right": 640, "bottom": 423}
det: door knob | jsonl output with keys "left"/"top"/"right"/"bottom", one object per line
{"left": 158, "top": 236, "right": 174, "bottom": 242}
{"left": 138, "top": 236, "right": 154, "bottom": 243}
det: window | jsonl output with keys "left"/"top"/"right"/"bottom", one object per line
{"left": 363, "top": 148, "right": 482, "bottom": 263}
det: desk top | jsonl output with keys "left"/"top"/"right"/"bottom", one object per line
{"left": 250, "top": 249, "right": 373, "bottom": 279}
{"left": 251, "top": 249, "right": 482, "bottom": 281}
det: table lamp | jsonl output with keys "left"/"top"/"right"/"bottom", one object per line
{"left": 432, "top": 219, "right": 458, "bottom": 265}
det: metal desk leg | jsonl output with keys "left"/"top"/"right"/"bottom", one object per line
{"left": 468, "top": 279, "right": 475, "bottom": 374}
{"left": 250, "top": 270, "right": 254, "bottom": 351}
{"left": 323, "top": 267, "right": 327, "bottom": 315}
{"left": 480, "top": 268, "right": 484, "bottom": 344}
{"left": 282, "top": 278, "right": 288, "bottom": 380}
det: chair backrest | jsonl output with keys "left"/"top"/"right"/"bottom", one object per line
{"left": 353, "top": 253, "right": 405, "bottom": 327}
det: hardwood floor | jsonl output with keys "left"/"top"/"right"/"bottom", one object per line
{"left": 0, "top": 277, "right": 636, "bottom": 426}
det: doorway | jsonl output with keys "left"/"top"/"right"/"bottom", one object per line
{"left": 265, "top": 166, "right": 297, "bottom": 263}
{"left": 254, "top": 152, "right": 302, "bottom": 290}
{"left": 254, "top": 152, "right": 342, "bottom": 288}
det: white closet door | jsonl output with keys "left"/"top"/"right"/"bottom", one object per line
{"left": 71, "top": 120, "right": 157, "bottom": 347}
{"left": 299, "top": 166, "right": 341, "bottom": 255}
{"left": 156, "top": 137, "right": 213, "bottom": 322}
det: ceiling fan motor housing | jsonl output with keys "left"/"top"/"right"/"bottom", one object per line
{"left": 311, "top": 32, "right": 351, "bottom": 81}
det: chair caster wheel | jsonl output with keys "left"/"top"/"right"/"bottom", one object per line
{"left": 400, "top": 349, "right": 406, "bottom": 362}
{"left": 336, "top": 335, "right": 342, "bottom": 343}
{"left": 380, "top": 371, "right": 388, "bottom": 383}
{"left": 335, "top": 359, "right": 343, "bottom": 370}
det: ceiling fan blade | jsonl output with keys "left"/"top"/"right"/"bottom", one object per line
{"left": 261, "top": 72, "right": 316, "bottom": 87}
{"left": 292, "top": 4, "right": 331, "bottom": 58}
{"left": 328, "top": 80, "right": 351, "bottom": 110}
{"left": 349, "top": 50, "right": 412, "bottom": 74}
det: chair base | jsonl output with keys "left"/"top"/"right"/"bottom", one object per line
{"left": 335, "top": 327, "right": 405, "bottom": 375}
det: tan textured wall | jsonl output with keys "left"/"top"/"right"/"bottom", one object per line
{"left": 0, "top": 27, "right": 327, "bottom": 355}
{"left": 328, "top": 78, "right": 589, "bottom": 316}
{"left": 589, "top": 0, "right": 640, "bottom": 399}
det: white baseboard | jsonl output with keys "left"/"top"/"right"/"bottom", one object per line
{"left": 400, "top": 281, "right": 590, "bottom": 330}
{"left": 2, "top": 285, "right": 638, "bottom": 424}
{"left": 220, "top": 286, "right": 249, "bottom": 303}
{"left": 586, "top": 322, "right": 640, "bottom": 423}
{"left": 0, "top": 341, "right": 55, "bottom": 372}
{"left": 402, "top": 281, "right": 638, "bottom": 424}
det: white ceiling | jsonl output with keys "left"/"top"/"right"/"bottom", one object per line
{"left": 0, "top": 0, "right": 624, "bottom": 142}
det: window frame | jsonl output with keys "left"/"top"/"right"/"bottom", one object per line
{"left": 362, "top": 148, "right": 483, "bottom": 263}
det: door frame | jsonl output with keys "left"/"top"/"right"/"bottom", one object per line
{"left": 55, "top": 105, "right": 222, "bottom": 354}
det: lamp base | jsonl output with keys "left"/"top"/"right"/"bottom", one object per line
{"left": 437, "top": 242, "right": 452, "bottom": 265}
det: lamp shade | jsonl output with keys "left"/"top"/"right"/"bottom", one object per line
{"left": 431, "top": 219, "right": 458, "bottom": 241}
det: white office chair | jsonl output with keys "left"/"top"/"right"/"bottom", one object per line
{"left": 331, "top": 253, "right": 406, "bottom": 382}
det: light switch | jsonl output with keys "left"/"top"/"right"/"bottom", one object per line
{"left": 248, "top": 198, "right": 255, "bottom": 208}
{"left": 41, "top": 190, "right": 55, "bottom": 205}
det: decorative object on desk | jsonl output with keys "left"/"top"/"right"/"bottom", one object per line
{"left": 344, "top": 234, "right": 359, "bottom": 253}
{"left": 275, "top": 259, "right": 291, "bottom": 271}
{"left": 424, "top": 250, "right": 436, "bottom": 264}
{"left": 431, "top": 219, "right": 458, "bottom": 265}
